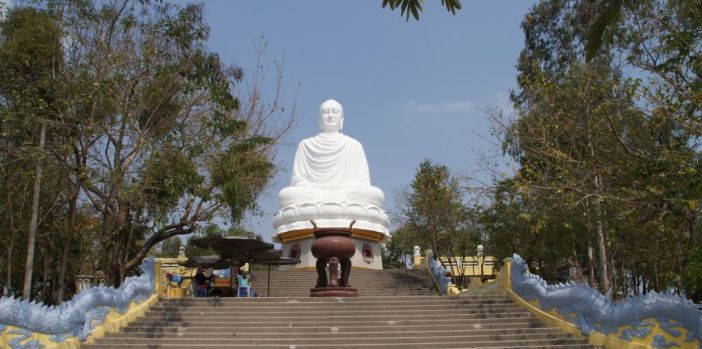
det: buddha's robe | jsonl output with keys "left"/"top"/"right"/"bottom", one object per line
{"left": 279, "top": 133, "right": 384, "bottom": 207}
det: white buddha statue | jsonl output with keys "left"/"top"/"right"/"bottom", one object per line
{"left": 274, "top": 99, "right": 388, "bottom": 234}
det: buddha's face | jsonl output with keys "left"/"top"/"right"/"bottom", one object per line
{"left": 319, "top": 99, "right": 344, "bottom": 133}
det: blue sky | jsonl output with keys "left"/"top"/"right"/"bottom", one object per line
{"left": 192, "top": 1, "right": 539, "bottom": 241}
{"left": 0, "top": 0, "right": 537, "bottom": 242}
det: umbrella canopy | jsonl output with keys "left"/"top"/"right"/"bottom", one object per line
{"left": 178, "top": 255, "right": 232, "bottom": 270}
{"left": 190, "top": 235, "right": 274, "bottom": 263}
{"left": 248, "top": 249, "right": 283, "bottom": 263}
{"left": 266, "top": 257, "right": 300, "bottom": 266}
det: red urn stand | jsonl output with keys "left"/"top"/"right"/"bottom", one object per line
{"left": 309, "top": 221, "right": 358, "bottom": 297}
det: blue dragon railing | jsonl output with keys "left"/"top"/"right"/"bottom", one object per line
{"left": 510, "top": 254, "right": 702, "bottom": 348}
{"left": 0, "top": 257, "right": 155, "bottom": 347}
{"left": 427, "top": 250, "right": 452, "bottom": 295}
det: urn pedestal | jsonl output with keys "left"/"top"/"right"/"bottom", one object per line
{"left": 309, "top": 223, "right": 358, "bottom": 297}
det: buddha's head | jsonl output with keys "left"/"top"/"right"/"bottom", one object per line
{"left": 319, "top": 99, "right": 343, "bottom": 134}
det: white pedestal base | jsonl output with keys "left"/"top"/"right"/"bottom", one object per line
{"left": 277, "top": 234, "right": 385, "bottom": 270}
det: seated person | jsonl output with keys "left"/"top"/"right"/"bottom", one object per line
{"left": 194, "top": 267, "right": 214, "bottom": 296}
{"left": 165, "top": 272, "right": 183, "bottom": 287}
{"left": 236, "top": 272, "right": 253, "bottom": 297}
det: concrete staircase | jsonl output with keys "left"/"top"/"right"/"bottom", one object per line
{"left": 83, "top": 269, "right": 602, "bottom": 348}
{"left": 251, "top": 268, "right": 438, "bottom": 297}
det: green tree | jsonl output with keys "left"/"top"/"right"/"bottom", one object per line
{"left": 397, "top": 160, "right": 480, "bottom": 286}
{"left": 382, "top": 225, "right": 414, "bottom": 269}
{"left": 48, "top": 1, "right": 288, "bottom": 286}
{"left": 0, "top": 6, "right": 63, "bottom": 298}
{"left": 488, "top": 0, "right": 702, "bottom": 299}
{"left": 0, "top": 0, "right": 294, "bottom": 297}
{"left": 381, "top": 0, "right": 461, "bottom": 21}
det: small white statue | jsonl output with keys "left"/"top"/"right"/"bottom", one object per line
{"left": 178, "top": 245, "right": 186, "bottom": 259}
{"left": 278, "top": 99, "right": 384, "bottom": 207}
{"left": 477, "top": 244, "right": 484, "bottom": 257}
{"left": 413, "top": 246, "right": 421, "bottom": 257}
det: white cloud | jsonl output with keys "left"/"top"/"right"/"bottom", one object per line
{"left": 405, "top": 100, "right": 475, "bottom": 114}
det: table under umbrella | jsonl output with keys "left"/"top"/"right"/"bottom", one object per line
{"left": 190, "top": 235, "right": 275, "bottom": 291}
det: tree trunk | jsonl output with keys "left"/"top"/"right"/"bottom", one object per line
{"left": 93, "top": 213, "right": 108, "bottom": 287}
{"left": 587, "top": 244, "right": 596, "bottom": 288}
{"left": 22, "top": 121, "right": 46, "bottom": 299}
{"left": 106, "top": 208, "right": 129, "bottom": 287}
{"left": 56, "top": 174, "right": 79, "bottom": 303}
{"left": 41, "top": 249, "right": 49, "bottom": 304}
{"left": 596, "top": 219, "right": 610, "bottom": 293}
{"left": 570, "top": 244, "right": 583, "bottom": 282}
{"left": 5, "top": 186, "right": 15, "bottom": 293}
{"left": 55, "top": 241, "right": 70, "bottom": 302}
{"left": 5, "top": 239, "right": 12, "bottom": 294}
{"left": 610, "top": 256, "right": 617, "bottom": 299}
{"left": 119, "top": 215, "right": 137, "bottom": 282}
{"left": 588, "top": 138, "right": 610, "bottom": 294}
{"left": 107, "top": 230, "right": 123, "bottom": 287}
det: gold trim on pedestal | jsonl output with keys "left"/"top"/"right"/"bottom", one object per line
{"left": 276, "top": 228, "right": 387, "bottom": 243}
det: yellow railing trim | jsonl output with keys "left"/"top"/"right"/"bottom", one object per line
{"left": 82, "top": 293, "right": 160, "bottom": 345}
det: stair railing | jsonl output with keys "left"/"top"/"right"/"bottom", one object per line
{"left": 0, "top": 257, "right": 158, "bottom": 348}
{"left": 426, "top": 250, "right": 452, "bottom": 296}
{"left": 509, "top": 253, "right": 702, "bottom": 348}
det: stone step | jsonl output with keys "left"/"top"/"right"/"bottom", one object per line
{"left": 252, "top": 286, "right": 435, "bottom": 289}
{"left": 85, "top": 337, "right": 590, "bottom": 348}
{"left": 256, "top": 278, "right": 434, "bottom": 281}
{"left": 254, "top": 283, "right": 433, "bottom": 286}
{"left": 135, "top": 314, "right": 534, "bottom": 325}
{"left": 252, "top": 286, "right": 437, "bottom": 291}
{"left": 256, "top": 292, "right": 438, "bottom": 297}
{"left": 134, "top": 314, "right": 536, "bottom": 328}
{"left": 258, "top": 278, "right": 433, "bottom": 282}
{"left": 85, "top": 344, "right": 598, "bottom": 349}
{"left": 157, "top": 297, "right": 514, "bottom": 304}
{"left": 147, "top": 304, "right": 520, "bottom": 313}
{"left": 119, "top": 321, "right": 549, "bottom": 334}
{"left": 129, "top": 317, "right": 540, "bottom": 330}
{"left": 151, "top": 297, "right": 516, "bottom": 306}
{"left": 108, "top": 327, "right": 564, "bottom": 339}
{"left": 129, "top": 316, "right": 539, "bottom": 328}
{"left": 146, "top": 303, "right": 521, "bottom": 314}
{"left": 159, "top": 295, "right": 508, "bottom": 303}
{"left": 140, "top": 310, "right": 529, "bottom": 322}
{"left": 133, "top": 310, "right": 531, "bottom": 322}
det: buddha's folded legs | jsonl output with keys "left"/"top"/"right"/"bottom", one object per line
{"left": 279, "top": 185, "right": 385, "bottom": 207}
{"left": 279, "top": 186, "right": 324, "bottom": 207}
{"left": 343, "top": 185, "right": 384, "bottom": 207}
